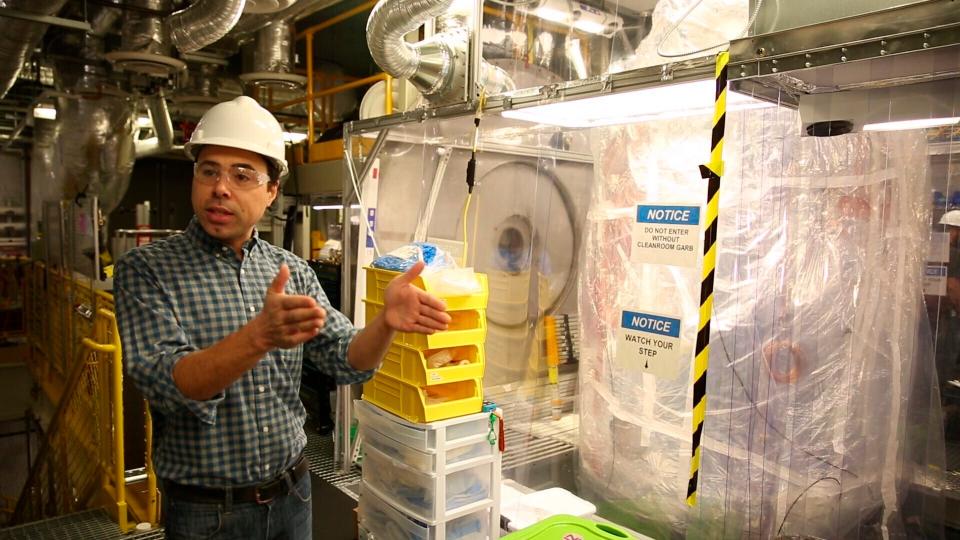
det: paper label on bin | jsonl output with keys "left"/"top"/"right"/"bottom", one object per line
{"left": 615, "top": 310, "right": 683, "bottom": 379}
{"left": 924, "top": 263, "right": 948, "bottom": 296}
{"left": 631, "top": 204, "right": 701, "bottom": 268}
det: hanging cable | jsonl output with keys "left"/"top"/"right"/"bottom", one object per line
{"left": 461, "top": 90, "right": 486, "bottom": 267}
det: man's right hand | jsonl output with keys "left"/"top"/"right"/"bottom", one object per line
{"left": 249, "top": 264, "right": 326, "bottom": 352}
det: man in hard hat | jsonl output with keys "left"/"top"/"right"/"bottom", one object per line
{"left": 940, "top": 210, "right": 960, "bottom": 396}
{"left": 114, "top": 96, "right": 450, "bottom": 539}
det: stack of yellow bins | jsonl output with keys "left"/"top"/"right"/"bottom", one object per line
{"left": 362, "top": 267, "right": 489, "bottom": 423}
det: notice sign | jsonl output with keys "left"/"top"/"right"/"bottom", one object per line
{"left": 615, "top": 310, "right": 683, "bottom": 379}
{"left": 924, "top": 264, "right": 948, "bottom": 296}
{"left": 632, "top": 204, "right": 701, "bottom": 268}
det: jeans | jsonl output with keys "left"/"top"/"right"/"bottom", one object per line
{"left": 161, "top": 472, "right": 312, "bottom": 540}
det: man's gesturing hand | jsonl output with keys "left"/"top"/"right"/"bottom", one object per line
{"left": 383, "top": 261, "right": 452, "bottom": 334}
{"left": 250, "top": 264, "right": 326, "bottom": 351}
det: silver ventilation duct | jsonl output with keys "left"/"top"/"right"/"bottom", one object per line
{"left": 253, "top": 22, "right": 293, "bottom": 73}
{"left": 168, "top": 0, "right": 247, "bottom": 54}
{"left": 226, "top": 0, "right": 345, "bottom": 47}
{"left": 366, "top": 0, "right": 515, "bottom": 104}
{"left": 58, "top": 96, "right": 136, "bottom": 215}
{"left": 136, "top": 91, "right": 176, "bottom": 157}
{"left": 241, "top": 20, "right": 305, "bottom": 88}
{"left": 29, "top": 118, "right": 62, "bottom": 241}
{"left": 122, "top": 0, "right": 173, "bottom": 55}
{"left": 0, "top": 0, "right": 70, "bottom": 98}
{"left": 366, "top": 0, "right": 452, "bottom": 82}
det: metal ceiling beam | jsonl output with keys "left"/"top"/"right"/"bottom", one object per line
{"left": 0, "top": 7, "right": 92, "bottom": 31}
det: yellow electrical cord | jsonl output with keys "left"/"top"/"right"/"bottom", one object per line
{"left": 461, "top": 192, "right": 472, "bottom": 267}
{"left": 461, "top": 90, "right": 486, "bottom": 267}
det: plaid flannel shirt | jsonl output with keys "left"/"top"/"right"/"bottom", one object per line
{"left": 115, "top": 217, "right": 371, "bottom": 487}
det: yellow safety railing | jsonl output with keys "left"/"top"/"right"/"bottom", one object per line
{"left": 16, "top": 262, "right": 158, "bottom": 532}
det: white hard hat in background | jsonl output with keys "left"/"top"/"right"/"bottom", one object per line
{"left": 940, "top": 210, "right": 960, "bottom": 227}
{"left": 184, "top": 96, "right": 289, "bottom": 179}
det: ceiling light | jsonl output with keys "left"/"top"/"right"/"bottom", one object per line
{"left": 284, "top": 131, "right": 308, "bottom": 143}
{"left": 33, "top": 105, "right": 56, "bottom": 120}
{"left": 502, "top": 79, "right": 773, "bottom": 128}
{"left": 136, "top": 116, "right": 153, "bottom": 128}
{"left": 863, "top": 117, "right": 960, "bottom": 132}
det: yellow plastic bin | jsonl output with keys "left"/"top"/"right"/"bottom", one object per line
{"left": 365, "top": 300, "right": 487, "bottom": 350}
{"left": 379, "top": 343, "right": 485, "bottom": 386}
{"left": 362, "top": 372, "right": 483, "bottom": 423}
{"left": 365, "top": 267, "right": 489, "bottom": 310}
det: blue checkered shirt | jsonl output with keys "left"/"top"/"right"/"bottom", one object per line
{"left": 115, "top": 218, "right": 371, "bottom": 487}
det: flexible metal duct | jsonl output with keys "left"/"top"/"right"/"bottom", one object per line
{"left": 253, "top": 21, "right": 292, "bottom": 73}
{"left": 0, "top": 0, "right": 70, "bottom": 98}
{"left": 366, "top": 0, "right": 453, "bottom": 82}
{"left": 366, "top": 0, "right": 515, "bottom": 103}
{"left": 168, "top": 0, "right": 247, "bottom": 53}
{"left": 122, "top": 0, "right": 173, "bottom": 54}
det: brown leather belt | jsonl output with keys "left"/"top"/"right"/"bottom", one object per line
{"left": 163, "top": 454, "right": 309, "bottom": 505}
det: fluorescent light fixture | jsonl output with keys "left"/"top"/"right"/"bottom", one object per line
{"left": 527, "top": 0, "right": 622, "bottom": 36}
{"left": 535, "top": 6, "right": 570, "bottom": 24}
{"left": 572, "top": 18, "right": 606, "bottom": 34}
{"left": 136, "top": 115, "right": 153, "bottom": 128}
{"left": 312, "top": 204, "right": 362, "bottom": 210}
{"left": 502, "top": 79, "right": 773, "bottom": 128}
{"left": 863, "top": 117, "right": 960, "bottom": 132}
{"left": 33, "top": 105, "right": 56, "bottom": 120}
{"left": 284, "top": 131, "right": 308, "bottom": 143}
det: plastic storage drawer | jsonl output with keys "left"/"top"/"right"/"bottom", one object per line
{"left": 361, "top": 423, "right": 495, "bottom": 474}
{"left": 354, "top": 400, "right": 490, "bottom": 453}
{"left": 365, "top": 301, "right": 487, "bottom": 350}
{"left": 363, "top": 373, "right": 483, "bottom": 423}
{"left": 379, "top": 343, "right": 485, "bottom": 387}
{"left": 359, "top": 485, "right": 492, "bottom": 540}
{"left": 365, "top": 267, "right": 489, "bottom": 311}
{"left": 362, "top": 444, "right": 493, "bottom": 522}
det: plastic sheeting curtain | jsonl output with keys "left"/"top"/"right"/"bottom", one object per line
{"left": 577, "top": 98, "right": 946, "bottom": 537}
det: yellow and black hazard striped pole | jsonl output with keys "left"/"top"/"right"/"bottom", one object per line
{"left": 687, "top": 51, "right": 729, "bottom": 507}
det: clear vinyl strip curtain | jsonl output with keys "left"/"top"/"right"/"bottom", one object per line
{"left": 577, "top": 89, "right": 946, "bottom": 537}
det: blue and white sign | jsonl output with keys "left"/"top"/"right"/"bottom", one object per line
{"left": 366, "top": 208, "right": 376, "bottom": 249}
{"left": 632, "top": 204, "right": 702, "bottom": 268}
{"left": 924, "top": 263, "right": 948, "bottom": 296}
{"left": 615, "top": 309, "right": 684, "bottom": 379}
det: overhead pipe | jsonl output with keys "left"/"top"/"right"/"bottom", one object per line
{"left": 135, "top": 91, "right": 177, "bottom": 158}
{"left": 168, "top": 0, "right": 247, "bottom": 53}
{"left": 0, "top": 0, "right": 70, "bottom": 98}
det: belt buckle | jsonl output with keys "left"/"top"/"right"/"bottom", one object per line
{"left": 253, "top": 484, "right": 276, "bottom": 504}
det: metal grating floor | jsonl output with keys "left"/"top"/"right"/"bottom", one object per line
{"left": 0, "top": 509, "right": 165, "bottom": 540}
{"left": 303, "top": 429, "right": 362, "bottom": 500}
{"left": 487, "top": 373, "right": 580, "bottom": 472}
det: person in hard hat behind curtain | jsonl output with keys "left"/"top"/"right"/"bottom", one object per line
{"left": 113, "top": 96, "right": 451, "bottom": 540}
{"left": 927, "top": 210, "right": 960, "bottom": 420}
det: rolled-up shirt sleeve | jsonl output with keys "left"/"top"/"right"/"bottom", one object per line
{"left": 114, "top": 254, "right": 224, "bottom": 424}
{"left": 296, "top": 259, "right": 372, "bottom": 385}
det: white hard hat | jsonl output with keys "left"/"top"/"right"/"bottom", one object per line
{"left": 941, "top": 210, "right": 960, "bottom": 227}
{"left": 184, "top": 96, "right": 289, "bottom": 179}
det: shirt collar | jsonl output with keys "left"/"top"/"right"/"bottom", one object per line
{"left": 185, "top": 216, "right": 261, "bottom": 256}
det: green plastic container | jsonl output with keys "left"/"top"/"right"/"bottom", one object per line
{"left": 502, "top": 515, "right": 634, "bottom": 540}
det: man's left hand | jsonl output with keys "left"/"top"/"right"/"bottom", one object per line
{"left": 383, "top": 261, "right": 451, "bottom": 334}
